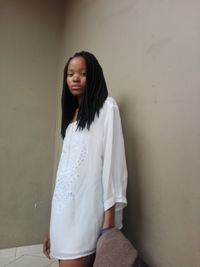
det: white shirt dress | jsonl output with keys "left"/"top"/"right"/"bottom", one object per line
{"left": 49, "top": 96, "right": 128, "bottom": 260}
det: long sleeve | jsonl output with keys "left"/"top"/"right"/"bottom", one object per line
{"left": 102, "top": 102, "right": 128, "bottom": 216}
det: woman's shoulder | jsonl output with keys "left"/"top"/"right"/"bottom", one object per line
{"left": 104, "top": 95, "right": 118, "bottom": 108}
{"left": 98, "top": 96, "right": 119, "bottom": 124}
{"left": 104, "top": 96, "right": 118, "bottom": 110}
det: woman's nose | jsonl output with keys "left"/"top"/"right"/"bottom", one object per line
{"left": 73, "top": 74, "right": 80, "bottom": 82}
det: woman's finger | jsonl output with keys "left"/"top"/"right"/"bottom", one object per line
{"left": 43, "top": 238, "right": 51, "bottom": 259}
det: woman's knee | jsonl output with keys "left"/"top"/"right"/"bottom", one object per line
{"left": 58, "top": 253, "right": 95, "bottom": 267}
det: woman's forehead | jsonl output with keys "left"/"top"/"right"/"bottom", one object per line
{"left": 68, "top": 56, "right": 86, "bottom": 70}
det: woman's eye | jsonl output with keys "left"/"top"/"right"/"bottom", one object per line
{"left": 67, "top": 73, "right": 73, "bottom": 77}
{"left": 82, "top": 73, "right": 87, "bottom": 76}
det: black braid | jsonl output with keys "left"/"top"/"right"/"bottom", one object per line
{"left": 61, "top": 51, "right": 108, "bottom": 139}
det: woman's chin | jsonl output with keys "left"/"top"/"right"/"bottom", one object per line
{"left": 70, "top": 91, "right": 84, "bottom": 97}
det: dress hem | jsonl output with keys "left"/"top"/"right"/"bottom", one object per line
{"left": 50, "top": 249, "right": 96, "bottom": 260}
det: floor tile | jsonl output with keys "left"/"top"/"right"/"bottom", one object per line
{"left": 4, "top": 255, "right": 55, "bottom": 267}
{"left": 0, "top": 248, "right": 16, "bottom": 258}
{"left": 16, "top": 244, "right": 43, "bottom": 257}
{"left": 47, "top": 261, "right": 58, "bottom": 267}
{"left": 0, "top": 256, "right": 20, "bottom": 267}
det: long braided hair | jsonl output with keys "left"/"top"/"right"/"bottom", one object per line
{"left": 61, "top": 51, "right": 108, "bottom": 139}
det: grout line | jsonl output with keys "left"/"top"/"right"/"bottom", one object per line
{"left": 46, "top": 260, "right": 57, "bottom": 267}
{"left": 3, "top": 255, "right": 23, "bottom": 267}
{"left": 0, "top": 244, "right": 43, "bottom": 258}
{"left": 17, "top": 254, "right": 50, "bottom": 259}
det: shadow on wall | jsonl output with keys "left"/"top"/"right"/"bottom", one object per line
{"left": 118, "top": 96, "right": 154, "bottom": 266}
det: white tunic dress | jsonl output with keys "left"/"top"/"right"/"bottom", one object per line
{"left": 49, "top": 96, "right": 128, "bottom": 260}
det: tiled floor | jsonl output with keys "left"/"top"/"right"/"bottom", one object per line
{"left": 0, "top": 244, "right": 58, "bottom": 267}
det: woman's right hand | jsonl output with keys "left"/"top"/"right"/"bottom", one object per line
{"left": 43, "top": 234, "right": 51, "bottom": 259}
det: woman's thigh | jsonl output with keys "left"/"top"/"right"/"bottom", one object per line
{"left": 59, "top": 253, "right": 95, "bottom": 267}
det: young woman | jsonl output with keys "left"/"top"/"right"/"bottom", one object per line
{"left": 43, "top": 51, "right": 128, "bottom": 267}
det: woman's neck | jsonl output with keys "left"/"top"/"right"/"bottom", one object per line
{"left": 78, "top": 94, "right": 83, "bottom": 107}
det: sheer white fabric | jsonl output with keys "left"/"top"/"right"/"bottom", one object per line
{"left": 49, "top": 96, "right": 128, "bottom": 260}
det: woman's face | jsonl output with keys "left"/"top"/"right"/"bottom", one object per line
{"left": 67, "top": 56, "right": 87, "bottom": 97}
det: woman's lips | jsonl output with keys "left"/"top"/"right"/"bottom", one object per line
{"left": 71, "top": 85, "right": 81, "bottom": 90}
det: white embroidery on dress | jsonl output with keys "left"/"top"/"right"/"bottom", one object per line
{"left": 52, "top": 124, "right": 87, "bottom": 213}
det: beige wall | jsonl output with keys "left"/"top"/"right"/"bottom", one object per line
{"left": 53, "top": 1, "right": 200, "bottom": 266}
{"left": 0, "top": 0, "right": 65, "bottom": 248}
{"left": 1, "top": 1, "right": 200, "bottom": 266}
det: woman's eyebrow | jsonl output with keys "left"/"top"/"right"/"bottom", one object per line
{"left": 68, "top": 67, "right": 86, "bottom": 71}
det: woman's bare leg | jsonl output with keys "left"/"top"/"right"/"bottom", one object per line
{"left": 59, "top": 253, "right": 95, "bottom": 267}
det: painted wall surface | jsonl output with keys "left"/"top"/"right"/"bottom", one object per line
{"left": 1, "top": 1, "right": 200, "bottom": 266}
{"left": 0, "top": 0, "right": 65, "bottom": 248}
{"left": 52, "top": 1, "right": 200, "bottom": 266}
